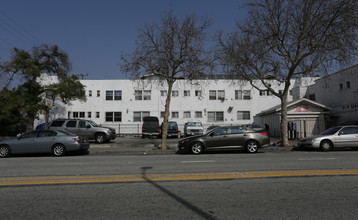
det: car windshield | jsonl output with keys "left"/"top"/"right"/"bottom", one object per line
{"left": 187, "top": 122, "right": 202, "bottom": 127}
{"left": 87, "top": 120, "right": 100, "bottom": 127}
{"left": 320, "top": 126, "right": 342, "bottom": 135}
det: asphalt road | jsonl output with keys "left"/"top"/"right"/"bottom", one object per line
{"left": 1, "top": 151, "right": 358, "bottom": 219}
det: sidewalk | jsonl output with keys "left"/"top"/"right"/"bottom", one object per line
{"left": 89, "top": 136, "right": 297, "bottom": 155}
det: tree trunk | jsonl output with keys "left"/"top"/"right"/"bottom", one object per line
{"left": 280, "top": 94, "right": 289, "bottom": 147}
{"left": 161, "top": 82, "right": 174, "bottom": 150}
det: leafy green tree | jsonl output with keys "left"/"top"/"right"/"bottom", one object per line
{"left": 1, "top": 44, "right": 86, "bottom": 132}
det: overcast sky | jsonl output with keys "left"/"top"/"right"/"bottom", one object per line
{"left": 0, "top": 0, "right": 248, "bottom": 80}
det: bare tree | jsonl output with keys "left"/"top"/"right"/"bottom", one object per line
{"left": 121, "top": 11, "right": 213, "bottom": 150}
{"left": 218, "top": 0, "right": 358, "bottom": 146}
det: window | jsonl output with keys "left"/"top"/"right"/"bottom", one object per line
{"left": 133, "top": 111, "right": 150, "bottom": 122}
{"left": 195, "top": 90, "right": 202, "bottom": 97}
{"left": 135, "top": 90, "right": 151, "bottom": 100}
{"left": 346, "top": 81, "right": 351, "bottom": 89}
{"left": 106, "top": 112, "right": 122, "bottom": 122}
{"left": 106, "top": 91, "right": 113, "bottom": 100}
{"left": 114, "top": 91, "right": 122, "bottom": 100}
{"left": 89, "top": 90, "right": 92, "bottom": 97}
{"left": 237, "top": 111, "right": 250, "bottom": 120}
{"left": 195, "top": 111, "right": 202, "bottom": 118}
{"left": 96, "top": 112, "right": 100, "bottom": 118}
{"left": 172, "top": 90, "right": 179, "bottom": 97}
{"left": 340, "top": 83, "right": 343, "bottom": 90}
{"left": 161, "top": 90, "right": 167, "bottom": 97}
{"left": 73, "top": 112, "right": 79, "bottom": 118}
{"left": 260, "top": 90, "right": 272, "bottom": 96}
{"left": 184, "top": 90, "right": 190, "bottom": 97}
{"left": 309, "top": 94, "right": 316, "bottom": 101}
{"left": 183, "top": 111, "right": 191, "bottom": 118}
{"left": 171, "top": 111, "right": 179, "bottom": 118}
{"left": 340, "top": 127, "right": 358, "bottom": 135}
{"left": 143, "top": 90, "right": 151, "bottom": 100}
{"left": 235, "top": 90, "right": 251, "bottom": 100}
{"left": 97, "top": 90, "right": 100, "bottom": 97}
{"left": 208, "top": 111, "right": 224, "bottom": 122}
{"left": 135, "top": 90, "right": 142, "bottom": 100}
{"left": 209, "top": 90, "right": 216, "bottom": 100}
{"left": 87, "top": 112, "right": 92, "bottom": 118}
{"left": 160, "top": 111, "right": 165, "bottom": 118}
{"left": 66, "top": 120, "right": 77, "bottom": 127}
{"left": 210, "top": 90, "right": 225, "bottom": 100}
{"left": 79, "top": 112, "right": 85, "bottom": 118}
{"left": 218, "top": 90, "right": 225, "bottom": 100}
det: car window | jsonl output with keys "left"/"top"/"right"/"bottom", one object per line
{"left": 230, "top": 127, "right": 246, "bottom": 134}
{"left": 212, "top": 127, "right": 228, "bottom": 136}
{"left": 339, "top": 127, "right": 358, "bottom": 135}
{"left": 78, "top": 120, "right": 87, "bottom": 128}
{"left": 66, "top": 120, "right": 77, "bottom": 127}
{"left": 39, "top": 130, "right": 57, "bottom": 137}
{"left": 50, "top": 120, "right": 65, "bottom": 127}
{"left": 21, "top": 131, "right": 39, "bottom": 138}
{"left": 321, "top": 127, "right": 342, "bottom": 135}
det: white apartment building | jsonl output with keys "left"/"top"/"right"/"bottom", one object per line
{"left": 37, "top": 74, "right": 307, "bottom": 135}
{"left": 37, "top": 65, "right": 357, "bottom": 137}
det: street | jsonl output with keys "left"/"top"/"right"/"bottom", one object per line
{"left": 1, "top": 151, "right": 358, "bottom": 219}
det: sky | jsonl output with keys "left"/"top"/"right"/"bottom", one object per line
{"left": 0, "top": 0, "right": 247, "bottom": 80}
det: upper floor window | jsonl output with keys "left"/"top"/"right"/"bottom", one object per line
{"left": 183, "top": 111, "right": 191, "bottom": 118}
{"left": 171, "top": 111, "right": 179, "bottom": 118}
{"left": 161, "top": 90, "right": 167, "bottom": 97}
{"left": 135, "top": 90, "right": 151, "bottom": 100}
{"left": 88, "top": 90, "right": 92, "bottom": 97}
{"left": 106, "top": 90, "right": 122, "bottom": 100}
{"left": 195, "top": 90, "right": 202, "bottom": 97}
{"left": 133, "top": 111, "right": 150, "bottom": 122}
{"left": 209, "top": 90, "right": 225, "bottom": 100}
{"left": 347, "top": 81, "right": 351, "bottom": 89}
{"left": 237, "top": 111, "right": 250, "bottom": 120}
{"left": 184, "top": 90, "right": 190, "bottom": 97}
{"left": 172, "top": 90, "right": 179, "bottom": 97}
{"left": 97, "top": 90, "right": 100, "bottom": 97}
{"left": 195, "top": 111, "right": 202, "bottom": 118}
{"left": 235, "top": 90, "right": 251, "bottom": 100}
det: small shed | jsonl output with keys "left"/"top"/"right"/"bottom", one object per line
{"left": 254, "top": 98, "right": 331, "bottom": 139}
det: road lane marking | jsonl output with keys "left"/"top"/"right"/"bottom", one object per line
{"left": 181, "top": 160, "right": 216, "bottom": 163}
{"left": 298, "top": 158, "right": 337, "bottom": 161}
{"left": 1, "top": 169, "right": 358, "bottom": 186}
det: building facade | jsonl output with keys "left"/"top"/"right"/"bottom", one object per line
{"left": 37, "top": 75, "right": 304, "bottom": 134}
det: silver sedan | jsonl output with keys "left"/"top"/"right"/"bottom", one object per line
{"left": 0, "top": 130, "right": 90, "bottom": 157}
{"left": 298, "top": 125, "right": 358, "bottom": 151}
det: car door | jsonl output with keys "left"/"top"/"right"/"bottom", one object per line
{"left": 225, "top": 126, "right": 247, "bottom": 148}
{"left": 77, "top": 120, "right": 91, "bottom": 139}
{"left": 335, "top": 127, "right": 358, "bottom": 147}
{"left": 34, "top": 130, "right": 58, "bottom": 153}
{"left": 11, "top": 131, "right": 39, "bottom": 153}
{"left": 205, "top": 127, "right": 229, "bottom": 149}
{"left": 64, "top": 120, "right": 79, "bottom": 135}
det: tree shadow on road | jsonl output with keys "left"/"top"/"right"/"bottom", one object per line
{"left": 141, "top": 166, "right": 217, "bottom": 220}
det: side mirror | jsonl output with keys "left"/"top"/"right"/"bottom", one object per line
{"left": 86, "top": 125, "right": 91, "bottom": 129}
{"left": 16, "top": 134, "right": 22, "bottom": 139}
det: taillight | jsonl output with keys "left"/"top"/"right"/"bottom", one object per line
{"left": 142, "top": 125, "right": 144, "bottom": 131}
{"left": 74, "top": 137, "right": 82, "bottom": 142}
{"left": 259, "top": 132, "right": 268, "bottom": 136}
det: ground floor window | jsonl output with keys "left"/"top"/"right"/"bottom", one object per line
{"left": 106, "top": 112, "right": 122, "bottom": 122}
{"left": 208, "top": 111, "right": 224, "bottom": 122}
{"left": 133, "top": 111, "right": 150, "bottom": 122}
{"left": 237, "top": 111, "right": 250, "bottom": 120}
{"left": 195, "top": 111, "right": 202, "bottom": 118}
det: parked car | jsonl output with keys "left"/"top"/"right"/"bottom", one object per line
{"left": 50, "top": 119, "right": 116, "bottom": 143}
{"left": 298, "top": 125, "right": 358, "bottom": 151}
{"left": 0, "top": 130, "right": 90, "bottom": 158}
{"left": 243, "top": 124, "right": 265, "bottom": 131}
{"left": 178, "top": 126, "right": 270, "bottom": 154}
{"left": 184, "top": 121, "right": 204, "bottom": 136}
{"left": 206, "top": 125, "right": 220, "bottom": 132}
{"left": 160, "top": 121, "right": 181, "bottom": 138}
{"left": 142, "top": 116, "right": 160, "bottom": 138}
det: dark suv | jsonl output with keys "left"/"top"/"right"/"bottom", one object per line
{"left": 50, "top": 119, "right": 116, "bottom": 143}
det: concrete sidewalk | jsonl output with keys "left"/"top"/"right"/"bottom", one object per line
{"left": 89, "top": 136, "right": 297, "bottom": 155}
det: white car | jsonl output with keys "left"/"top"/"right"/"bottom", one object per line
{"left": 184, "top": 122, "right": 204, "bottom": 136}
{"left": 298, "top": 125, "right": 358, "bottom": 151}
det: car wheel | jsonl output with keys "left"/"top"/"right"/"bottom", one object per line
{"left": 52, "top": 144, "right": 66, "bottom": 156}
{"left": 191, "top": 142, "right": 204, "bottom": 154}
{"left": 0, "top": 145, "right": 10, "bottom": 158}
{"left": 95, "top": 133, "right": 106, "bottom": 143}
{"left": 320, "top": 140, "right": 333, "bottom": 152}
{"left": 246, "top": 140, "right": 259, "bottom": 153}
